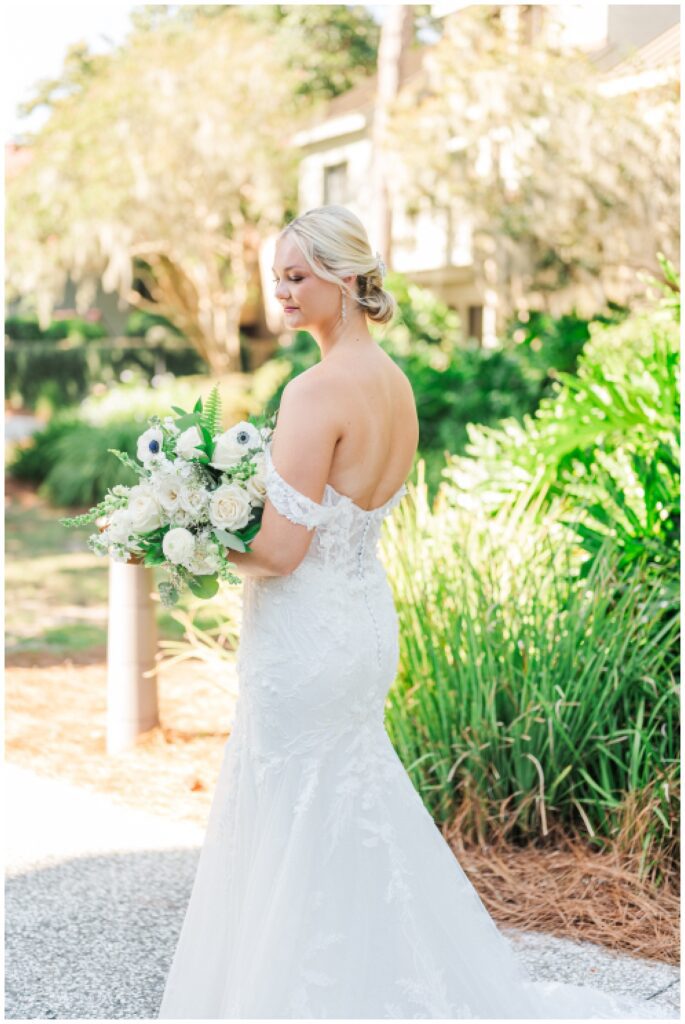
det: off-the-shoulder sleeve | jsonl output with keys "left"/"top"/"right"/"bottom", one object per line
{"left": 263, "top": 445, "right": 332, "bottom": 531}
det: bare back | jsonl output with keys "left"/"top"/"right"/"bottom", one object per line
{"left": 305, "top": 346, "right": 418, "bottom": 511}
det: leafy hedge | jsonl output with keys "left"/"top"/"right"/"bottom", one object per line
{"left": 5, "top": 339, "right": 207, "bottom": 412}
{"left": 5, "top": 314, "right": 108, "bottom": 342}
{"left": 440, "top": 255, "right": 680, "bottom": 598}
{"left": 9, "top": 415, "right": 142, "bottom": 507}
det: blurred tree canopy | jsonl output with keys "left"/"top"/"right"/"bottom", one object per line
{"left": 386, "top": 7, "right": 680, "bottom": 319}
{"left": 6, "top": 4, "right": 383, "bottom": 373}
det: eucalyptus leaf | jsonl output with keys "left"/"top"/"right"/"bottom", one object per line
{"left": 213, "top": 528, "right": 247, "bottom": 552}
{"left": 187, "top": 572, "right": 220, "bottom": 599}
{"left": 174, "top": 413, "right": 203, "bottom": 430}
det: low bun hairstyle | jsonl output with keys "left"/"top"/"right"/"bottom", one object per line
{"left": 277, "top": 204, "right": 397, "bottom": 326}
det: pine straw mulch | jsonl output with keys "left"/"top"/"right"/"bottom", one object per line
{"left": 5, "top": 648, "right": 679, "bottom": 966}
{"left": 5, "top": 648, "right": 237, "bottom": 827}
{"left": 445, "top": 824, "right": 679, "bottom": 966}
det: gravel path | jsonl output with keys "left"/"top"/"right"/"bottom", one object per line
{"left": 5, "top": 763, "right": 680, "bottom": 1020}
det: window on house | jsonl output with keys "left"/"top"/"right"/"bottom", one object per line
{"left": 468, "top": 304, "right": 484, "bottom": 344}
{"left": 323, "top": 162, "right": 349, "bottom": 205}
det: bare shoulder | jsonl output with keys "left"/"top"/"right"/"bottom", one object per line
{"left": 290, "top": 347, "right": 412, "bottom": 390}
{"left": 278, "top": 365, "right": 345, "bottom": 437}
{"left": 281, "top": 349, "right": 415, "bottom": 424}
{"left": 281, "top": 362, "right": 343, "bottom": 407}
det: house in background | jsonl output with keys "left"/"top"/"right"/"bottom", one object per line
{"left": 261, "top": 3, "right": 679, "bottom": 347}
{"left": 7, "top": 5, "right": 678, "bottom": 356}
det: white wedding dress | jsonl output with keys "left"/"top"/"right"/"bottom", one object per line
{"left": 158, "top": 442, "right": 675, "bottom": 1020}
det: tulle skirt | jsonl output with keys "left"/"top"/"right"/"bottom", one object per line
{"left": 157, "top": 703, "right": 675, "bottom": 1019}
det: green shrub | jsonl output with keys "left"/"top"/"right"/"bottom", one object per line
{"left": 10, "top": 416, "right": 142, "bottom": 507}
{"left": 123, "top": 309, "right": 186, "bottom": 338}
{"left": 4, "top": 314, "right": 108, "bottom": 342}
{"left": 5, "top": 339, "right": 207, "bottom": 412}
{"left": 9, "top": 416, "right": 84, "bottom": 484}
{"left": 5, "top": 309, "right": 184, "bottom": 342}
{"left": 501, "top": 303, "right": 629, "bottom": 393}
{"left": 441, "top": 258, "right": 680, "bottom": 589}
{"left": 381, "top": 467, "right": 678, "bottom": 882}
{"left": 446, "top": 264, "right": 678, "bottom": 499}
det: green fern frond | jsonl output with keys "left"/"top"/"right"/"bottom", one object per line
{"left": 201, "top": 383, "right": 223, "bottom": 437}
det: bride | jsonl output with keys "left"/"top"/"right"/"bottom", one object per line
{"left": 157, "top": 206, "right": 672, "bottom": 1020}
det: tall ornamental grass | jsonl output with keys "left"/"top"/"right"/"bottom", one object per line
{"left": 381, "top": 461, "right": 678, "bottom": 886}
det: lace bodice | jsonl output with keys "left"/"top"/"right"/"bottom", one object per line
{"left": 263, "top": 440, "right": 407, "bottom": 579}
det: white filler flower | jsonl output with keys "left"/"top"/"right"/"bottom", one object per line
{"left": 157, "top": 473, "right": 185, "bottom": 513}
{"left": 176, "top": 425, "right": 205, "bottom": 461}
{"left": 209, "top": 482, "right": 252, "bottom": 530}
{"left": 137, "top": 427, "right": 164, "bottom": 465}
{"left": 162, "top": 527, "right": 196, "bottom": 566}
{"left": 170, "top": 508, "right": 192, "bottom": 527}
{"left": 210, "top": 421, "right": 262, "bottom": 470}
{"left": 188, "top": 538, "right": 222, "bottom": 575}
{"left": 179, "top": 484, "right": 210, "bottom": 517}
{"left": 245, "top": 453, "right": 267, "bottom": 505}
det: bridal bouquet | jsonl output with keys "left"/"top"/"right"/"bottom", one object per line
{"left": 60, "top": 384, "right": 274, "bottom": 607}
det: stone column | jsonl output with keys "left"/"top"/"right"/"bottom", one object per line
{"left": 98, "top": 522, "right": 160, "bottom": 753}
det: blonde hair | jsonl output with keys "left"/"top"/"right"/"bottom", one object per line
{"left": 277, "top": 204, "right": 397, "bottom": 325}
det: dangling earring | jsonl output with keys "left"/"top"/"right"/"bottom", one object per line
{"left": 341, "top": 291, "right": 347, "bottom": 322}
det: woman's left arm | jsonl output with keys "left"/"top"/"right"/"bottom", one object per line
{"left": 224, "top": 372, "right": 341, "bottom": 578}
{"left": 221, "top": 531, "right": 287, "bottom": 578}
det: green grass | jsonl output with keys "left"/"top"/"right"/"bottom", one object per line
{"left": 11, "top": 623, "right": 109, "bottom": 654}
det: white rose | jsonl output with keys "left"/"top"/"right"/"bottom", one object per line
{"left": 157, "top": 473, "right": 184, "bottom": 512}
{"left": 170, "top": 508, "right": 192, "bottom": 527}
{"left": 137, "top": 427, "right": 164, "bottom": 465}
{"left": 175, "top": 425, "right": 205, "bottom": 461}
{"left": 108, "top": 508, "right": 134, "bottom": 544}
{"left": 210, "top": 421, "right": 262, "bottom": 470}
{"left": 127, "top": 485, "right": 161, "bottom": 532}
{"left": 245, "top": 454, "right": 267, "bottom": 505}
{"left": 208, "top": 482, "right": 252, "bottom": 530}
{"left": 179, "top": 485, "right": 209, "bottom": 517}
{"left": 162, "top": 527, "right": 195, "bottom": 566}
